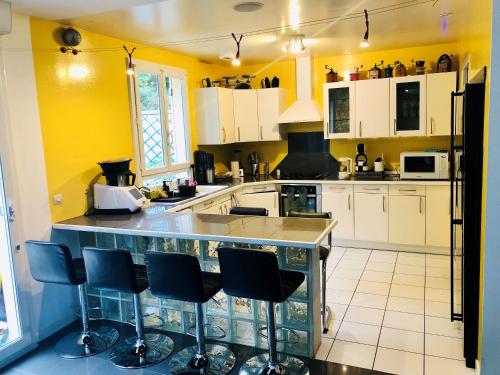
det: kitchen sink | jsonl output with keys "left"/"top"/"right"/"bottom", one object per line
{"left": 195, "top": 184, "right": 228, "bottom": 196}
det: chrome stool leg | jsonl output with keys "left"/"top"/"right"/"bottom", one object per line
{"left": 239, "top": 302, "right": 309, "bottom": 375}
{"left": 169, "top": 302, "right": 235, "bottom": 374}
{"left": 110, "top": 294, "right": 174, "bottom": 368}
{"left": 54, "top": 284, "right": 119, "bottom": 358}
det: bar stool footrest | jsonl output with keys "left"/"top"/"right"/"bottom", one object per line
{"left": 257, "top": 326, "right": 300, "bottom": 344}
{"left": 186, "top": 323, "right": 226, "bottom": 339}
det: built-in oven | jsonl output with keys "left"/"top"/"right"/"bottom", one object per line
{"left": 278, "top": 184, "right": 321, "bottom": 217}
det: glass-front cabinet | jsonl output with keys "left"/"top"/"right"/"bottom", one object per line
{"left": 390, "top": 75, "right": 427, "bottom": 136}
{"left": 323, "top": 81, "right": 356, "bottom": 139}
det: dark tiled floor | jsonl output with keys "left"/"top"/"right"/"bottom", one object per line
{"left": 1, "top": 320, "right": 389, "bottom": 374}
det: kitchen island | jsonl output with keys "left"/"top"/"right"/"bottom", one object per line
{"left": 53, "top": 206, "right": 336, "bottom": 358}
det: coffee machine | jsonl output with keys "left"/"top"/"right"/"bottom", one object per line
{"left": 93, "top": 158, "right": 147, "bottom": 213}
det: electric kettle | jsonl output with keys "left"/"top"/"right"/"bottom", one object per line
{"left": 338, "top": 157, "right": 353, "bottom": 180}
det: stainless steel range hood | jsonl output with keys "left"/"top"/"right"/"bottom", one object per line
{"left": 278, "top": 53, "right": 323, "bottom": 124}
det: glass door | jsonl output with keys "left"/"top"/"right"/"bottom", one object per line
{"left": 323, "top": 82, "right": 356, "bottom": 139}
{"left": 390, "top": 75, "right": 427, "bottom": 137}
{"left": 0, "top": 63, "right": 34, "bottom": 365}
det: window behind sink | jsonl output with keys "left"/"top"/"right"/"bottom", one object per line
{"left": 130, "top": 60, "right": 192, "bottom": 187}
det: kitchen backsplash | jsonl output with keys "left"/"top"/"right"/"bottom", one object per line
{"left": 200, "top": 124, "right": 450, "bottom": 173}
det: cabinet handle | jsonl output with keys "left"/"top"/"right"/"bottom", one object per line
{"left": 399, "top": 189, "right": 417, "bottom": 192}
{"left": 419, "top": 196, "right": 424, "bottom": 214}
{"left": 204, "top": 200, "right": 214, "bottom": 207}
{"left": 219, "top": 206, "right": 223, "bottom": 214}
{"left": 359, "top": 121, "right": 362, "bottom": 137}
{"left": 348, "top": 194, "right": 351, "bottom": 211}
{"left": 222, "top": 127, "right": 227, "bottom": 143}
{"left": 393, "top": 119, "right": 397, "bottom": 135}
{"left": 260, "top": 126, "right": 263, "bottom": 140}
{"left": 363, "top": 187, "right": 380, "bottom": 191}
{"left": 382, "top": 195, "right": 386, "bottom": 212}
{"left": 238, "top": 127, "right": 241, "bottom": 141}
{"left": 430, "top": 117, "right": 434, "bottom": 135}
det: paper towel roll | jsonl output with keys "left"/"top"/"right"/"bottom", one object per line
{"left": 230, "top": 161, "right": 240, "bottom": 178}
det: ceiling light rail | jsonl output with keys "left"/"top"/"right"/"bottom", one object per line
{"left": 0, "top": 0, "right": 435, "bottom": 54}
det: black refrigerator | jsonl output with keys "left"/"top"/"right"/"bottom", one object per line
{"left": 450, "top": 67, "right": 487, "bottom": 368}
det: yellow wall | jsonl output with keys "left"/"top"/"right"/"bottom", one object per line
{"left": 30, "top": 17, "right": 223, "bottom": 222}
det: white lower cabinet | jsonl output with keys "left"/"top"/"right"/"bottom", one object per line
{"left": 322, "top": 187, "right": 354, "bottom": 240}
{"left": 426, "top": 186, "right": 451, "bottom": 247}
{"left": 389, "top": 194, "right": 426, "bottom": 245}
{"left": 238, "top": 191, "right": 279, "bottom": 217}
{"left": 354, "top": 188, "right": 388, "bottom": 242}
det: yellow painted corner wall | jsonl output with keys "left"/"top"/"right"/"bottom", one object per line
{"left": 30, "top": 17, "right": 223, "bottom": 222}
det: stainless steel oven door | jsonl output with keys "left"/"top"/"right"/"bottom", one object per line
{"left": 279, "top": 185, "right": 321, "bottom": 216}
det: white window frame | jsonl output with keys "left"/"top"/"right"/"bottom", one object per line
{"left": 128, "top": 59, "right": 192, "bottom": 186}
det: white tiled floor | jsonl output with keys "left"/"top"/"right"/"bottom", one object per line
{"left": 317, "top": 247, "right": 474, "bottom": 375}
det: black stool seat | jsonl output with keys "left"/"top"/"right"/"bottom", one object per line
{"left": 145, "top": 252, "right": 235, "bottom": 374}
{"left": 319, "top": 246, "right": 330, "bottom": 261}
{"left": 82, "top": 247, "right": 174, "bottom": 369}
{"left": 83, "top": 247, "right": 149, "bottom": 294}
{"left": 217, "top": 247, "right": 304, "bottom": 303}
{"left": 229, "top": 207, "right": 268, "bottom": 216}
{"left": 145, "top": 252, "right": 222, "bottom": 303}
{"left": 25, "top": 240, "right": 119, "bottom": 359}
{"left": 217, "top": 246, "right": 308, "bottom": 374}
{"left": 26, "top": 241, "right": 87, "bottom": 286}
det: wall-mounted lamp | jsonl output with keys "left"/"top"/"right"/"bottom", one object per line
{"left": 231, "top": 33, "right": 243, "bottom": 66}
{"left": 360, "top": 9, "right": 369, "bottom": 48}
{"left": 123, "top": 46, "right": 136, "bottom": 75}
{"left": 59, "top": 27, "right": 82, "bottom": 55}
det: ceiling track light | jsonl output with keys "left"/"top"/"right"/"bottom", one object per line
{"left": 288, "top": 34, "right": 306, "bottom": 54}
{"left": 360, "top": 9, "right": 370, "bottom": 48}
{"left": 123, "top": 45, "right": 136, "bottom": 75}
{"left": 231, "top": 33, "right": 243, "bottom": 66}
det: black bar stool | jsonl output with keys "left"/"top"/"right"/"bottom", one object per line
{"left": 229, "top": 207, "right": 268, "bottom": 216}
{"left": 25, "top": 240, "right": 119, "bottom": 358}
{"left": 82, "top": 247, "right": 174, "bottom": 368}
{"left": 217, "top": 247, "right": 308, "bottom": 375}
{"left": 288, "top": 210, "right": 332, "bottom": 333}
{"left": 144, "top": 252, "right": 235, "bottom": 375}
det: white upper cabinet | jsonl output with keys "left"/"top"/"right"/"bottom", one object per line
{"left": 427, "top": 72, "right": 457, "bottom": 136}
{"left": 323, "top": 81, "right": 356, "bottom": 139}
{"left": 233, "top": 89, "right": 259, "bottom": 142}
{"left": 390, "top": 75, "right": 427, "bottom": 137}
{"left": 195, "top": 87, "right": 235, "bottom": 145}
{"left": 355, "top": 78, "right": 390, "bottom": 138}
{"left": 257, "top": 88, "right": 285, "bottom": 141}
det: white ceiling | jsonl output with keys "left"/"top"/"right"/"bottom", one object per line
{"left": 11, "top": 0, "right": 484, "bottom": 64}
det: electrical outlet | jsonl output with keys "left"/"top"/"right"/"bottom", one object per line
{"left": 53, "top": 194, "right": 63, "bottom": 205}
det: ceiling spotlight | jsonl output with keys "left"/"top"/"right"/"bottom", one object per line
{"left": 233, "top": 2, "right": 264, "bottom": 12}
{"left": 288, "top": 34, "right": 306, "bottom": 54}
{"left": 123, "top": 45, "right": 136, "bottom": 75}
{"left": 360, "top": 9, "right": 370, "bottom": 48}
{"left": 231, "top": 33, "right": 243, "bottom": 66}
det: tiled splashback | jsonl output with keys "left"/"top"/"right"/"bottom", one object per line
{"left": 79, "top": 232, "right": 316, "bottom": 357}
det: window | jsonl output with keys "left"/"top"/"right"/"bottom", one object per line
{"left": 130, "top": 60, "right": 191, "bottom": 186}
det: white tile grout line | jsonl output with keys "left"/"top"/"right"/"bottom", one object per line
{"left": 324, "top": 247, "right": 372, "bottom": 360}
{"left": 371, "top": 250, "right": 398, "bottom": 371}
{"left": 323, "top": 249, "right": 462, "bottom": 367}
